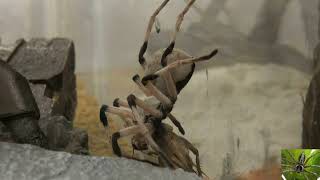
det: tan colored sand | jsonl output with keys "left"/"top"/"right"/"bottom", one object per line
{"left": 74, "top": 79, "right": 131, "bottom": 157}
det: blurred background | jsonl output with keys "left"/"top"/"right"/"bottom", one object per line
{"left": 0, "top": 0, "right": 318, "bottom": 179}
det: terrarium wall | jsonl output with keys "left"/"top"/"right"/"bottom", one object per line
{"left": 0, "top": 0, "right": 318, "bottom": 178}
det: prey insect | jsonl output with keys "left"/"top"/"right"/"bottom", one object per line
{"left": 282, "top": 150, "right": 320, "bottom": 180}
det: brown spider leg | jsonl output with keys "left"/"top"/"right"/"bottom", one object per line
{"left": 115, "top": 92, "right": 185, "bottom": 135}
{"left": 138, "top": 0, "right": 171, "bottom": 68}
{"left": 157, "top": 49, "right": 218, "bottom": 76}
{"left": 161, "top": 0, "right": 196, "bottom": 67}
{"left": 132, "top": 74, "right": 152, "bottom": 96}
{"left": 162, "top": 71, "right": 178, "bottom": 101}
{"left": 111, "top": 123, "right": 153, "bottom": 157}
{"left": 100, "top": 104, "right": 134, "bottom": 126}
{"left": 127, "top": 94, "right": 163, "bottom": 118}
{"left": 167, "top": 113, "right": 185, "bottom": 135}
{"left": 127, "top": 95, "right": 176, "bottom": 168}
{"left": 141, "top": 75, "right": 172, "bottom": 106}
{"left": 180, "top": 136, "right": 202, "bottom": 177}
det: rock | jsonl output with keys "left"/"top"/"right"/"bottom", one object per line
{"left": 0, "top": 142, "right": 200, "bottom": 180}
{"left": 39, "top": 115, "right": 88, "bottom": 154}
{"left": 0, "top": 121, "right": 13, "bottom": 142}
{"left": 3, "top": 117, "right": 48, "bottom": 148}
{"left": 29, "top": 83, "right": 53, "bottom": 118}
{"left": 8, "top": 38, "right": 77, "bottom": 121}
{"left": 0, "top": 60, "right": 39, "bottom": 120}
{"left": 0, "top": 60, "right": 47, "bottom": 147}
{"left": 0, "top": 39, "right": 24, "bottom": 62}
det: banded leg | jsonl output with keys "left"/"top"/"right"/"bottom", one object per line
{"left": 112, "top": 124, "right": 154, "bottom": 156}
{"left": 100, "top": 105, "right": 134, "bottom": 127}
{"left": 127, "top": 94, "right": 163, "bottom": 118}
{"left": 161, "top": 0, "right": 196, "bottom": 67}
{"left": 114, "top": 95, "right": 185, "bottom": 135}
{"left": 141, "top": 74, "right": 172, "bottom": 106}
{"left": 168, "top": 113, "right": 185, "bottom": 135}
{"left": 180, "top": 137, "right": 202, "bottom": 177}
{"left": 132, "top": 74, "right": 152, "bottom": 96}
{"left": 127, "top": 95, "right": 176, "bottom": 168}
{"left": 157, "top": 49, "right": 218, "bottom": 76}
{"left": 138, "top": 0, "right": 171, "bottom": 68}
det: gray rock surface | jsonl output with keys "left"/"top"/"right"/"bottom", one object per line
{"left": 0, "top": 142, "right": 200, "bottom": 180}
{"left": 8, "top": 38, "right": 77, "bottom": 121}
{"left": 39, "top": 115, "right": 88, "bottom": 155}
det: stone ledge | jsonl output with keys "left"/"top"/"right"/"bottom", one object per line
{"left": 0, "top": 142, "right": 201, "bottom": 180}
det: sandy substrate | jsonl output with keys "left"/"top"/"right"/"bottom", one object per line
{"left": 74, "top": 80, "right": 132, "bottom": 157}
{"left": 77, "top": 62, "right": 310, "bottom": 179}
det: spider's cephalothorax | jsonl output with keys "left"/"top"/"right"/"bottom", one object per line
{"left": 99, "top": 0, "right": 217, "bottom": 177}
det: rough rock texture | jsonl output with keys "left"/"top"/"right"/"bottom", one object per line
{"left": 0, "top": 38, "right": 87, "bottom": 154}
{"left": 0, "top": 60, "right": 47, "bottom": 147}
{"left": 0, "top": 142, "right": 200, "bottom": 180}
{"left": 39, "top": 115, "right": 88, "bottom": 155}
{"left": 8, "top": 38, "right": 77, "bottom": 121}
{"left": 0, "top": 60, "right": 39, "bottom": 120}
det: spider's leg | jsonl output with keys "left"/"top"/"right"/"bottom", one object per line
{"left": 111, "top": 125, "right": 144, "bottom": 156}
{"left": 127, "top": 95, "right": 176, "bottom": 168}
{"left": 305, "top": 151, "right": 320, "bottom": 165}
{"left": 100, "top": 104, "right": 134, "bottom": 127}
{"left": 113, "top": 98, "right": 130, "bottom": 108}
{"left": 127, "top": 94, "right": 163, "bottom": 118}
{"left": 282, "top": 170, "right": 295, "bottom": 174}
{"left": 302, "top": 173, "right": 310, "bottom": 180}
{"left": 161, "top": 0, "right": 196, "bottom": 67}
{"left": 179, "top": 136, "right": 202, "bottom": 177}
{"left": 167, "top": 113, "right": 185, "bottom": 135}
{"left": 281, "top": 164, "right": 293, "bottom": 168}
{"left": 141, "top": 74, "right": 172, "bottom": 107}
{"left": 156, "top": 49, "right": 218, "bottom": 76}
{"left": 305, "top": 164, "right": 320, "bottom": 169}
{"left": 132, "top": 75, "right": 185, "bottom": 134}
{"left": 138, "top": 0, "right": 170, "bottom": 68}
{"left": 132, "top": 75, "right": 152, "bottom": 96}
{"left": 304, "top": 169, "right": 319, "bottom": 178}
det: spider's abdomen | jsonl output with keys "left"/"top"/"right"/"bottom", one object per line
{"left": 144, "top": 48, "right": 195, "bottom": 96}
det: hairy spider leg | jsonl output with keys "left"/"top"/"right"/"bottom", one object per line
{"left": 160, "top": 0, "right": 196, "bottom": 67}
{"left": 127, "top": 94, "right": 177, "bottom": 168}
{"left": 138, "top": 0, "right": 171, "bottom": 68}
{"left": 180, "top": 136, "right": 203, "bottom": 177}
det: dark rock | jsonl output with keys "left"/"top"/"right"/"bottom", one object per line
{"left": 39, "top": 115, "right": 88, "bottom": 154}
{"left": 0, "top": 60, "right": 39, "bottom": 120}
{"left": 8, "top": 38, "right": 77, "bottom": 121}
{"left": 0, "top": 142, "right": 200, "bottom": 180}
{"left": 65, "top": 128, "right": 89, "bottom": 155}
{"left": 29, "top": 83, "right": 53, "bottom": 118}
{"left": 3, "top": 117, "right": 48, "bottom": 148}
{"left": 0, "top": 121, "right": 14, "bottom": 142}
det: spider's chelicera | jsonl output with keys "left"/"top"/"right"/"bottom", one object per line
{"left": 99, "top": 0, "right": 217, "bottom": 177}
{"left": 282, "top": 150, "right": 320, "bottom": 179}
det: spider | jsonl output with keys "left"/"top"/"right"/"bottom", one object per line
{"left": 282, "top": 150, "right": 320, "bottom": 180}
{"left": 99, "top": 0, "right": 217, "bottom": 176}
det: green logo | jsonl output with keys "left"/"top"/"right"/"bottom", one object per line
{"left": 282, "top": 149, "right": 320, "bottom": 180}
